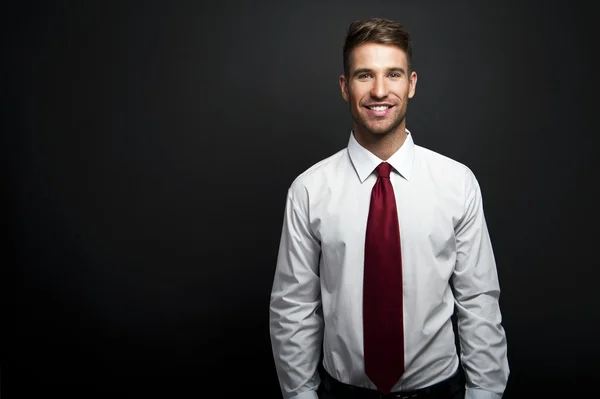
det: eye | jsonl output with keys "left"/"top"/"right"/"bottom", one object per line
{"left": 358, "top": 73, "right": 372, "bottom": 79}
{"left": 389, "top": 72, "right": 401, "bottom": 78}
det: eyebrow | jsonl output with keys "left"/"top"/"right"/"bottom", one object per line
{"left": 353, "top": 67, "right": 406, "bottom": 77}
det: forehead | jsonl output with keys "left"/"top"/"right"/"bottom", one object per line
{"left": 349, "top": 42, "right": 408, "bottom": 71}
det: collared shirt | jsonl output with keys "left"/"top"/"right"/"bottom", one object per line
{"left": 269, "top": 129, "right": 509, "bottom": 399}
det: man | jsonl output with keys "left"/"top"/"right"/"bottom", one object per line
{"left": 269, "top": 17, "right": 509, "bottom": 399}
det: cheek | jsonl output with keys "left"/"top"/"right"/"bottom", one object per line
{"left": 349, "top": 85, "right": 368, "bottom": 104}
{"left": 347, "top": 93, "right": 360, "bottom": 108}
{"left": 397, "top": 83, "right": 411, "bottom": 97}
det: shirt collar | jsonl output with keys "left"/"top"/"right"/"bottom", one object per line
{"left": 347, "top": 128, "right": 415, "bottom": 183}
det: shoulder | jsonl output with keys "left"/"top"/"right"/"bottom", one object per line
{"left": 287, "top": 147, "right": 347, "bottom": 205}
{"left": 415, "top": 144, "right": 478, "bottom": 183}
{"left": 413, "top": 143, "right": 484, "bottom": 207}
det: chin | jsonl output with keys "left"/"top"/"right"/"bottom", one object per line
{"left": 368, "top": 128, "right": 395, "bottom": 136}
{"left": 365, "top": 122, "right": 397, "bottom": 135}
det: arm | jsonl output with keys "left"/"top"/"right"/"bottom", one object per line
{"left": 452, "top": 169, "right": 510, "bottom": 399}
{"left": 269, "top": 188, "right": 323, "bottom": 399}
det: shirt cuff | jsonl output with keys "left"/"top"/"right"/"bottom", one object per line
{"left": 465, "top": 387, "right": 503, "bottom": 399}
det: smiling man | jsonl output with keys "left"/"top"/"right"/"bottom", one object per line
{"left": 339, "top": 40, "right": 415, "bottom": 155}
{"left": 269, "top": 18, "right": 509, "bottom": 399}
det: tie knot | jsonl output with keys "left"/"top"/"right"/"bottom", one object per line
{"left": 375, "top": 162, "right": 392, "bottom": 178}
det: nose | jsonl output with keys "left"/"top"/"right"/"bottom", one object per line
{"left": 370, "top": 76, "right": 388, "bottom": 99}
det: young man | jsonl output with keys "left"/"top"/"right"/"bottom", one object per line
{"left": 269, "top": 17, "right": 509, "bottom": 399}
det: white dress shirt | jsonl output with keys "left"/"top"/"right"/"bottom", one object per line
{"left": 269, "top": 129, "right": 509, "bottom": 399}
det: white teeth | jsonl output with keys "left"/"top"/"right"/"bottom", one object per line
{"left": 370, "top": 106, "right": 389, "bottom": 111}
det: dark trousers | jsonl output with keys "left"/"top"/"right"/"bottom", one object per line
{"left": 317, "top": 366, "right": 466, "bottom": 399}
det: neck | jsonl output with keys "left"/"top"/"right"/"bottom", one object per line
{"left": 353, "top": 125, "right": 408, "bottom": 161}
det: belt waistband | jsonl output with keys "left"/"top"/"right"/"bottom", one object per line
{"left": 319, "top": 367, "right": 464, "bottom": 399}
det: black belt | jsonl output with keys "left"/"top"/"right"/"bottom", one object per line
{"left": 318, "top": 367, "right": 464, "bottom": 399}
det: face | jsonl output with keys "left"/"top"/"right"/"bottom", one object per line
{"left": 339, "top": 42, "right": 417, "bottom": 138}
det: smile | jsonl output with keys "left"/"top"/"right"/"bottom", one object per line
{"left": 364, "top": 105, "right": 394, "bottom": 116}
{"left": 366, "top": 105, "right": 390, "bottom": 111}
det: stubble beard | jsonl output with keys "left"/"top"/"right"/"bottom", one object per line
{"left": 351, "top": 104, "right": 406, "bottom": 138}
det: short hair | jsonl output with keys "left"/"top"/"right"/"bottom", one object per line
{"left": 343, "top": 17, "right": 413, "bottom": 76}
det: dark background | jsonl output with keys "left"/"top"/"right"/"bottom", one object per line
{"left": 3, "top": 0, "right": 599, "bottom": 398}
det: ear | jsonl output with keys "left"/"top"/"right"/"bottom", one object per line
{"left": 408, "top": 70, "right": 417, "bottom": 99}
{"left": 339, "top": 74, "right": 349, "bottom": 102}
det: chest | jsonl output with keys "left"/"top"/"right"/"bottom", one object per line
{"left": 311, "top": 175, "right": 463, "bottom": 263}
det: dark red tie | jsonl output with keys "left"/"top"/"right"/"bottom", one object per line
{"left": 363, "top": 162, "right": 404, "bottom": 394}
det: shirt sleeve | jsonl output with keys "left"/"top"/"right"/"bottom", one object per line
{"left": 451, "top": 168, "right": 510, "bottom": 397}
{"left": 269, "top": 187, "right": 323, "bottom": 399}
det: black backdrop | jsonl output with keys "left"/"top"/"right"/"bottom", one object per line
{"left": 4, "top": 1, "right": 599, "bottom": 398}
